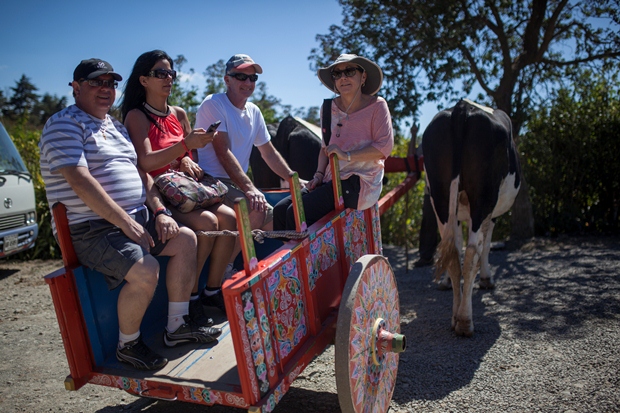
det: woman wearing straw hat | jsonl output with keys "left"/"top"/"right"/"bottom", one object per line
{"left": 274, "top": 54, "right": 394, "bottom": 230}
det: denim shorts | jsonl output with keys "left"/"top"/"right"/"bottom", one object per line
{"left": 69, "top": 208, "right": 166, "bottom": 290}
{"left": 218, "top": 177, "right": 273, "bottom": 227}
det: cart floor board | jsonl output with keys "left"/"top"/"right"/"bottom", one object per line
{"left": 95, "top": 317, "right": 241, "bottom": 390}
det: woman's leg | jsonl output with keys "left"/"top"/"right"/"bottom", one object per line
{"left": 299, "top": 176, "right": 361, "bottom": 228}
{"left": 273, "top": 195, "right": 295, "bottom": 231}
{"left": 204, "top": 203, "right": 237, "bottom": 289}
{"left": 171, "top": 208, "right": 217, "bottom": 293}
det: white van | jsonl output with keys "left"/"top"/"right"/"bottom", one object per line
{"left": 0, "top": 122, "right": 38, "bottom": 258}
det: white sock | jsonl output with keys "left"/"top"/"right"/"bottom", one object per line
{"left": 118, "top": 330, "right": 140, "bottom": 348}
{"left": 203, "top": 287, "right": 220, "bottom": 297}
{"left": 167, "top": 301, "right": 189, "bottom": 332}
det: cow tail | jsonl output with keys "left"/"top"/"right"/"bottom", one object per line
{"left": 434, "top": 100, "right": 468, "bottom": 281}
{"left": 435, "top": 182, "right": 462, "bottom": 281}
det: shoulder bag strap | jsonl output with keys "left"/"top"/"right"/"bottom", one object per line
{"left": 321, "top": 98, "right": 332, "bottom": 146}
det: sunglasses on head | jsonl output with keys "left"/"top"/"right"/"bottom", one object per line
{"left": 227, "top": 72, "right": 259, "bottom": 82}
{"left": 80, "top": 79, "right": 118, "bottom": 89}
{"left": 147, "top": 69, "right": 177, "bottom": 80}
{"left": 331, "top": 67, "right": 363, "bottom": 80}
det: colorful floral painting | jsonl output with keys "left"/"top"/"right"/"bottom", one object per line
{"left": 241, "top": 290, "right": 270, "bottom": 396}
{"left": 254, "top": 287, "right": 277, "bottom": 374}
{"left": 370, "top": 204, "right": 382, "bottom": 254}
{"left": 305, "top": 226, "right": 338, "bottom": 291}
{"left": 343, "top": 210, "right": 369, "bottom": 270}
{"left": 267, "top": 257, "right": 307, "bottom": 360}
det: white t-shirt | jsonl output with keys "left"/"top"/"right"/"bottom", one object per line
{"left": 194, "top": 93, "right": 270, "bottom": 178}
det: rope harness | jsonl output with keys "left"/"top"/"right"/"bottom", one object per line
{"left": 195, "top": 229, "right": 308, "bottom": 243}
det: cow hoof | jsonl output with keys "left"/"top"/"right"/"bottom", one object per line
{"left": 437, "top": 277, "right": 452, "bottom": 291}
{"left": 479, "top": 278, "right": 495, "bottom": 290}
{"left": 455, "top": 320, "right": 474, "bottom": 337}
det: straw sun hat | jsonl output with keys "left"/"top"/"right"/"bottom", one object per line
{"left": 317, "top": 53, "right": 383, "bottom": 96}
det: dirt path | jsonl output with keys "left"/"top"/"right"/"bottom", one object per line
{"left": 1, "top": 235, "right": 619, "bottom": 412}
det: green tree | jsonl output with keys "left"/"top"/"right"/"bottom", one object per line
{"left": 0, "top": 90, "right": 7, "bottom": 116}
{"left": 310, "top": 0, "right": 620, "bottom": 239}
{"left": 521, "top": 68, "right": 620, "bottom": 234}
{"left": 281, "top": 105, "right": 321, "bottom": 125}
{"left": 251, "top": 82, "right": 281, "bottom": 125}
{"left": 4, "top": 75, "right": 39, "bottom": 121}
{"left": 33, "top": 93, "right": 67, "bottom": 126}
{"left": 168, "top": 54, "right": 201, "bottom": 125}
{"left": 202, "top": 60, "right": 227, "bottom": 98}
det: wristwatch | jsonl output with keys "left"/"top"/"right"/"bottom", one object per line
{"left": 154, "top": 207, "right": 172, "bottom": 218}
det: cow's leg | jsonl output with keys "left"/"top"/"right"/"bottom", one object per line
{"left": 450, "top": 269, "right": 462, "bottom": 330}
{"left": 455, "top": 231, "right": 482, "bottom": 336}
{"left": 479, "top": 219, "right": 495, "bottom": 289}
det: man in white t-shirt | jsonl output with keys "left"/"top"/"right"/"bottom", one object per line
{"left": 195, "top": 54, "right": 302, "bottom": 232}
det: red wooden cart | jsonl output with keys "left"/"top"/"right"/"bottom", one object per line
{"left": 44, "top": 154, "right": 422, "bottom": 412}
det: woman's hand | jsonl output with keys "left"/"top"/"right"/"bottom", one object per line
{"left": 324, "top": 144, "right": 347, "bottom": 162}
{"left": 304, "top": 172, "right": 324, "bottom": 191}
{"left": 184, "top": 128, "right": 215, "bottom": 150}
{"left": 179, "top": 157, "right": 205, "bottom": 180}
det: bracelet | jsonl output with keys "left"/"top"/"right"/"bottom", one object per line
{"left": 181, "top": 139, "right": 189, "bottom": 153}
{"left": 314, "top": 171, "right": 324, "bottom": 177}
{"left": 347, "top": 151, "right": 351, "bottom": 162}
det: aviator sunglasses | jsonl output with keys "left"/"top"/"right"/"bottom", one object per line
{"left": 147, "top": 68, "right": 177, "bottom": 80}
{"left": 227, "top": 72, "right": 259, "bottom": 82}
{"left": 331, "top": 67, "right": 363, "bottom": 80}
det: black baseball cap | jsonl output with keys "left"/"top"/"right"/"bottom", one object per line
{"left": 72, "top": 58, "right": 122, "bottom": 82}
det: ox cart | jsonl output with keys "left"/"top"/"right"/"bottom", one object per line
{"left": 44, "top": 153, "right": 422, "bottom": 412}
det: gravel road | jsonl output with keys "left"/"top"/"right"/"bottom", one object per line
{"left": 1, "top": 235, "right": 618, "bottom": 412}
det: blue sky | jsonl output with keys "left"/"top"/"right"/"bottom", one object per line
{"left": 1, "top": 0, "right": 437, "bottom": 135}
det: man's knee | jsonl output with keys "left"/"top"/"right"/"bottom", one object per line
{"left": 125, "top": 255, "right": 160, "bottom": 293}
{"left": 248, "top": 208, "right": 272, "bottom": 230}
{"left": 169, "top": 227, "right": 198, "bottom": 253}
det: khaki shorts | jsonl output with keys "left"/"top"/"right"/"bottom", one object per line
{"left": 218, "top": 178, "right": 273, "bottom": 228}
{"left": 69, "top": 208, "right": 167, "bottom": 290}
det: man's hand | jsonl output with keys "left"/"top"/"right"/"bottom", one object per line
{"left": 120, "top": 218, "right": 155, "bottom": 253}
{"left": 245, "top": 187, "right": 269, "bottom": 212}
{"left": 304, "top": 176, "right": 323, "bottom": 191}
{"left": 154, "top": 214, "right": 180, "bottom": 244}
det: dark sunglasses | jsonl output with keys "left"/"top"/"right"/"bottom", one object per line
{"left": 147, "top": 69, "right": 177, "bottom": 80}
{"left": 331, "top": 67, "right": 363, "bottom": 80}
{"left": 227, "top": 72, "right": 259, "bottom": 82}
{"left": 80, "top": 79, "right": 118, "bottom": 89}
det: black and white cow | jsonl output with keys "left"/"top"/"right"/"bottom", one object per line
{"left": 422, "top": 99, "right": 521, "bottom": 336}
{"left": 250, "top": 115, "right": 322, "bottom": 188}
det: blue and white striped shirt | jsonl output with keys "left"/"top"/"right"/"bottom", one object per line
{"left": 39, "top": 105, "right": 146, "bottom": 228}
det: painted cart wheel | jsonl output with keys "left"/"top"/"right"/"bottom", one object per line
{"left": 335, "top": 254, "right": 406, "bottom": 413}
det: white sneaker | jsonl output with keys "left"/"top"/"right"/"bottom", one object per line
{"left": 224, "top": 263, "right": 235, "bottom": 280}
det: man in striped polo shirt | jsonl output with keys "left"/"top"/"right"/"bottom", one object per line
{"left": 39, "top": 58, "right": 221, "bottom": 371}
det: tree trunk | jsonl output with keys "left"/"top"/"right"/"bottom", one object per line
{"left": 511, "top": 175, "right": 535, "bottom": 239}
